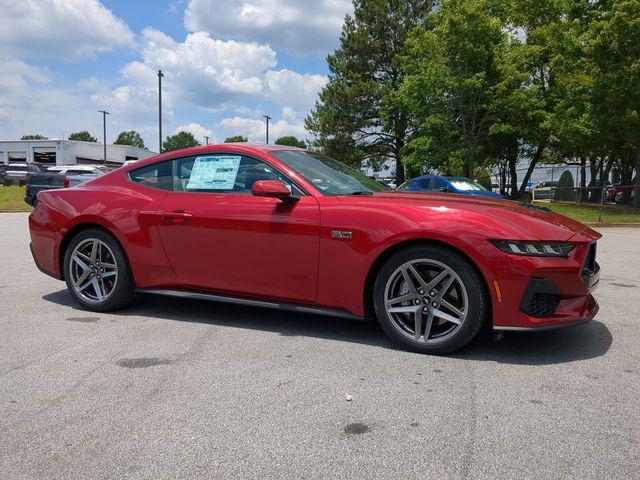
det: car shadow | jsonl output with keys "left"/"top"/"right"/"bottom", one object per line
{"left": 42, "top": 290, "right": 612, "bottom": 365}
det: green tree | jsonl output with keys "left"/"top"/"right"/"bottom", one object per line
{"left": 114, "top": 130, "right": 146, "bottom": 149}
{"left": 224, "top": 135, "right": 248, "bottom": 143}
{"left": 163, "top": 131, "right": 200, "bottom": 152}
{"left": 274, "top": 136, "right": 306, "bottom": 148}
{"left": 68, "top": 131, "right": 97, "bottom": 142}
{"left": 494, "top": 0, "right": 570, "bottom": 198}
{"left": 306, "top": 0, "right": 435, "bottom": 183}
{"left": 588, "top": 0, "right": 640, "bottom": 207}
{"left": 21, "top": 134, "right": 48, "bottom": 140}
{"left": 399, "top": 0, "right": 510, "bottom": 178}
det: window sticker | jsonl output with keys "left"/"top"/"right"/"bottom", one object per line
{"left": 187, "top": 155, "right": 242, "bottom": 190}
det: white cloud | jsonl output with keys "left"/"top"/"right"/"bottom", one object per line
{"left": 174, "top": 123, "right": 213, "bottom": 143}
{"left": 218, "top": 107, "right": 308, "bottom": 142}
{"left": 266, "top": 69, "right": 327, "bottom": 113}
{"left": 184, "top": 0, "right": 351, "bottom": 56}
{"left": 0, "top": 60, "right": 51, "bottom": 101}
{"left": 116, "top": 29, "right": 277, "bottom": 108}
{"left": 0, "top": 0, "right": 134, "bottom": 61}
{"left": 91, "top": 28, "right": 327, "bottom": 147}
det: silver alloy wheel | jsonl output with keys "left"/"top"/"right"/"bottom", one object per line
{"left": 383, "top": 259, "right": 469, "bottom": 344}
{"left": 69, "top": 238, "right": 118, "bottom": 303}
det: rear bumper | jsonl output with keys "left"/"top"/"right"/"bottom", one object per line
{"left": 29, "top": 242, "right": 61, "bottom": 280}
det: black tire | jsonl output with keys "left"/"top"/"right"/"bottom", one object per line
{"left": 373, "top": 245, "right": 487, "bottom": 354}
{"left": 63, "top": 228, "right": 135, "bottom": 312}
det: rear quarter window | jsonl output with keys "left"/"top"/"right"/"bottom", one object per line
{"left": 129, "top": 162, "right": 172, "bottom": 190}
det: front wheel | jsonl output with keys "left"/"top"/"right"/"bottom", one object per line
{"left": 373, "top": 245, "right": 487, "bottom": 354}
{"left": 63, "top": 229, "right": 135, "bottom": 312}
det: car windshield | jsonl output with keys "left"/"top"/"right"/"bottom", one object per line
{"left": 449, "top": 179, "right": 488, "bottom": 192}
{"left": 270, "top": 150, "right": 388, "bottom": 195}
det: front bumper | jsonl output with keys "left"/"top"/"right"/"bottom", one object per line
{"left": 490, "top": 241, "right": 601, "bottom": 330}
{"left": 494, "top": 300, "right": 598, "bottom": 332}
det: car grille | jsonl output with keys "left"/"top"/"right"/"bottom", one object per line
{"left": 520, "top": 278, "right": 562, "bottom": 317}
{"left": 528, "top": 292, "right": 562, "bottom": 317}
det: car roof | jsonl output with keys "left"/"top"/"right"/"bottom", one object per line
{"left": 411, "top": 175, "right": 449, "bottom": 181}
{"left": 123, "top": 143, "right": 306, "bottom": 171}
{"left": 220, "top": 142, "right": 304, "bottom": 152}
{"left": 49, "top": 165, "right": 97, "bottom": 169}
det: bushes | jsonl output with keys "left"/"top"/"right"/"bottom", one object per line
{"left": 554, "top": 170, "right": 577, "bottom": 201}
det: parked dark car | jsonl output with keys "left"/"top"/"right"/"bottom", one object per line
{"left": 1, "top": 163, "right": 43, "bottom": 186}
{"left": 25, "top": 169, "right": 101, "bottom": 206}
{"left": 398, "top": 175, "right": 503, "bottom": 199}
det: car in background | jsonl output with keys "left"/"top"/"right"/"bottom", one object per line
{"left": 607, "top": 180, "right": 637, "bottom": 203}
{"left": 533, "top": 180, "right": 559, "bottom": 200}
{"left": 614, "top": 189, "right": 635, "bottom": 204}
{"left": 1, "top": 163, "right": 43, "bottom": 186}
{"left": 25, "top": 167, "right": 104, "bottom": 207}
{"left": 398, "top": 175, "right": 503, "bottom": 199}
{"left": 46, "top": 165, "right": 108, "bottom": 176}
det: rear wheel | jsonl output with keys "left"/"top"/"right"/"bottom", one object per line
{"left": 63, "top": 229, "right": 134, "bottom": 311}
{"left": 373, "top": 245, "right": 486, "bottom": 354}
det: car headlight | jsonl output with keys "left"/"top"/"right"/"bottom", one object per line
{"left": 490, "top": 240, "right": 574, "bottom": 257}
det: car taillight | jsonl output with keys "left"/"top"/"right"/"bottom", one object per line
{"left": 63, "top": 177, "right": 70, "bottom": 188}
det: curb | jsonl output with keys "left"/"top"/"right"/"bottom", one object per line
{"left": 585, "top": 223, "right": 640, "bottom": 228}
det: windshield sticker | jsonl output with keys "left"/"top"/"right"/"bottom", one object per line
{"left": 187, "top": 155, "right": 241, "bottom": 190}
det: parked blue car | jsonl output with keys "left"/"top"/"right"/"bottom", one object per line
{"left": 398, "top": 175, "right": 503, "bottom": 199}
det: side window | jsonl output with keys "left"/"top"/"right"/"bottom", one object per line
{"left": 432, "top": 178, "right": 448, "bottom": 191}
{"left": 416, "top": 179, "right": 431, "bottom": 190}
{"left": 129, "top": 162, "right": 172, "bottom": 190}
{"left": 173, "top": 154, "right": 297, "bottom": 194}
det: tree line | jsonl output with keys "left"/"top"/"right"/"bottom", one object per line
{"left": 22, "top": 130, "right": 146, "bottom": 148}
{"left": 306, "top": 0, "right": 640, "bottom": 206}
{"left": 161, "top": 132, "right": 307, "bottom": 152}
{"left": 22, "top": 131, "right": 308, "bottom": 153}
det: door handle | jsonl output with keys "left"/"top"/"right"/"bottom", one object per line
{"left": 159, "top": 210, "right": 193, "bottom": 224}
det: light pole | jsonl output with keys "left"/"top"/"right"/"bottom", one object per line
{"left": 204, "top": 135, "right": 210, "bottom": 145}
{"left": 262, "top": 114, "right": 272, "bottom": 144}
{"left": 158, "top": 70, "right": 164, "bottom": 153}
{"left": 98, "top": 110, "right": 110, "bottom": 166}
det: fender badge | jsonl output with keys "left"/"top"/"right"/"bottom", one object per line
{"left": 331, "top": 230, "right": 352, "bottom": 239}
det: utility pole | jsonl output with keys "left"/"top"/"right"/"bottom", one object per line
{"left": 98, "top": 110, "right": 110, "bottom": 166}
{"left": 158, "top": 70, "right": 164, "bottom": 153}
{"left": 262, "top": 114, "right": 272, "bottom": 144}
{"left": 204, "top": 135, "right": 210, "bottom": 145}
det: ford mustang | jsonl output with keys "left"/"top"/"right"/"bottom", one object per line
{"left": 28, "top": 144, "right": 601, "bottom": 353}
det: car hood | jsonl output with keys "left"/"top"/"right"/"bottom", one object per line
{"left": 343, "top": 192, "right": 601, "bottom": 242}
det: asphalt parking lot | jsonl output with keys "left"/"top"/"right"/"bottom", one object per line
{"left": 1, "top": 212, "right": 639, "bottom": 479}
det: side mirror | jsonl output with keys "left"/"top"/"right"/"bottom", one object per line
{"left": 251, "top": 180, "right": 299, "bottom": 202}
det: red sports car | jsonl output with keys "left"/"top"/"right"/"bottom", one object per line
{"left": 29, "top": 144, "right": 601, "bottom": 353}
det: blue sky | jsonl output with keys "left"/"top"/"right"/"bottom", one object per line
{"left": 0, "top": 0, "right": 352, "bottom": 151}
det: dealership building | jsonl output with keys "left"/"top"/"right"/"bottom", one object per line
{"left": 0, "top": 139, "right": 155, "bottom": 167}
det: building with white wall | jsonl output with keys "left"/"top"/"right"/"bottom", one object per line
{"left": 0, "top": 140, "right": 155, "bottom": 167}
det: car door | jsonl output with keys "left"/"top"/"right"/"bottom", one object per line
{"left": 155, "top": 153, "right": 320, "bottom": 303}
